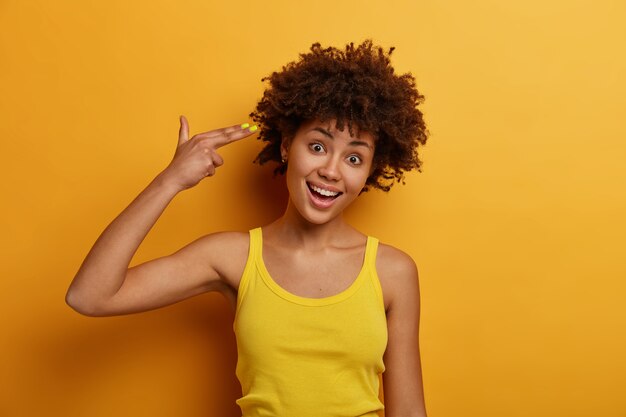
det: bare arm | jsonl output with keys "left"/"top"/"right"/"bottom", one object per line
{"left": 378, "top": 245, "right": 428, "bottom": 417}
{"left": 65, "top": 116, "right": 256, "bottom": 316}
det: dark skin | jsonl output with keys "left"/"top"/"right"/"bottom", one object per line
{"left": 66, "top": 115, "right": 427, "bottom": 417}
{"left": 251, "top": 40, "right": 429, "bottom": 193}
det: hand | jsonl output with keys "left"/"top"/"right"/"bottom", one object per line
{"left": 161, "top": 115, "right": 257, "bottom": 192}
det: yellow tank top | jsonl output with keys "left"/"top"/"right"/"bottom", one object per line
{"left": 233, "top": 227, "right": 388, "bottom": 417}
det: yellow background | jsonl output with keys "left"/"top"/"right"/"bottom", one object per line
{"left": 1, "top": 1, "right": 625, "bottom": 416}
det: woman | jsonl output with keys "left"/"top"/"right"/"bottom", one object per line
{"left": 66, "top": 40, "right": 429, "bottom": 417}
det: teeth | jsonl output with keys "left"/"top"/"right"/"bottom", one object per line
{"left": 311, "top": 184, "right": 339, "bottom": 197}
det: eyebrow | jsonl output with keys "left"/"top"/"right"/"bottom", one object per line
{"left": 310, "top": 127, "right": 373, "bottom": 150}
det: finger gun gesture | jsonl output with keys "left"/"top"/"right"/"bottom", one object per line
{"left": 164, "top": 115, "right": 258, "bottom": 191}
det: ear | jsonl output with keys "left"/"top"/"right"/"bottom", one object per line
{"left": 280, "top": 136, "right": 291, "bottom": 160}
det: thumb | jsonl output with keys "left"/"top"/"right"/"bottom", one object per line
{"left": 178, "top": 115, "right": 189, "bottom": 146}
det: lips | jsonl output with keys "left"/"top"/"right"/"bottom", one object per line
{"left": 306, "top": 182, "right": 342, "bottom": 209}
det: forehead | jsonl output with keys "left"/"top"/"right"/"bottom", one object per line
{"left": 299, "top": 119, "right": 376, "bottom": 146}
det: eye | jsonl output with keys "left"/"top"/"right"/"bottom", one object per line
{"left": 309, "top": 143, "right": 325, "bottom": 153}
{"left": 347, "top": 155, "right": 362, "bottom": 165}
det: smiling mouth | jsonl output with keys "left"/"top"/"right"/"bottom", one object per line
{"left": 306, "top": 182, "right": 342, "bottom": 201}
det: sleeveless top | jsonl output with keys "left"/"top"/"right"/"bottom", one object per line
{"left": 233, "top": 227, "right": 388, "bottom": 417}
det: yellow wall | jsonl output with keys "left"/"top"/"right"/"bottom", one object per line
{"left": 1, "top": 1, "right": 624, "bottom": 416}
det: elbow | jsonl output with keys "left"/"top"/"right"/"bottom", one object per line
{"left": 65, "top": 288, "right": 104, "bottom": 317}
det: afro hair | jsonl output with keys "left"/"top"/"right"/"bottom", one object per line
{"left": 250, "top": 39, "right": 428, "bottom": 192}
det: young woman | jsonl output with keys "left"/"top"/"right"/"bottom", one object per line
{"left": 66, "top": 40, "right": 429, "bottom": 417}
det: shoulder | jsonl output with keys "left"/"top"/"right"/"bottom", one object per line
{"left": 376, "top": 242, "right": 418, "bottom": 275}
{"left": 191, "top": 231, "right": 250, "bottom": 291}
{"left": 191, "top": 230, "right": 249, "bottom": 255}
{"left": 200, "top": 230, "right": 249, "bottom": 246}
{"left": 374, "top": 242, "right": 420, "bottom": 314}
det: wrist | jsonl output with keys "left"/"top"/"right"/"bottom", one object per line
{"left": 152, "top": 171, "right": 184, "bottom": 196}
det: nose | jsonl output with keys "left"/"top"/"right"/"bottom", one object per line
{"left": 318, "top": 156, "right": 341, "bottom": 182}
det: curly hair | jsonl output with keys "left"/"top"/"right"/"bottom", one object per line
{"left": 250, "top": 39, "right": 428, "bottom": 192}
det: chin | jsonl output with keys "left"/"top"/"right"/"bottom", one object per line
{"left": 296, "top": 207, "right": 341, "bottom": 225}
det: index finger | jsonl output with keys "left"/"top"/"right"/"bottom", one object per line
{"left": 204, "top": 123, "right": 259, "bottom": 148}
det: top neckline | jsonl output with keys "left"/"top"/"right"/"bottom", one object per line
{"left": 254, "top": 227, "right": 372, "bottom": 306}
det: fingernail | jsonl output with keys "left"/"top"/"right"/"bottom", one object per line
{"left": 249, "top": 125, "right": 258, "bottom": 132}
{"left": 240, "top": 123, "right": 250, "bottom": 129}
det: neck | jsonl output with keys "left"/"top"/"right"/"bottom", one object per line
{"left": 267, "top": 200, "right": 354, "bottom": 249}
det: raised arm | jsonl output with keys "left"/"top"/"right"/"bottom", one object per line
{"left": 65, "top": 116, "right": 256, "bottom": 316}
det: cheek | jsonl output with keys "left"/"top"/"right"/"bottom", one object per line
{"left": 288, "top": 150, "right": 317, "bottom": 173}
{"left": 344, "top": 169, "right": 371, "bottom": 192}
{"left": 284, "top": 158, "right": 310, "bottom": 189}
